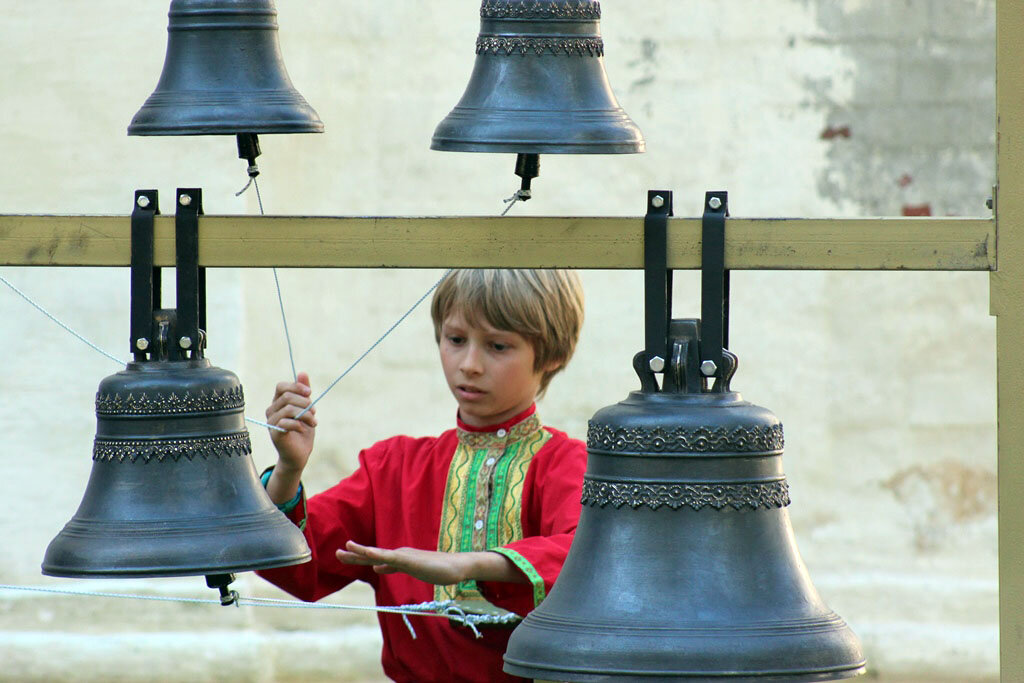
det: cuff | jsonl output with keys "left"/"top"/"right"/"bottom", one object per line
{"left": 490, "top": 547, "right": 546, "bottom": 607}
{"left": 260, "top": 467, "right": 307, "bottom": 530}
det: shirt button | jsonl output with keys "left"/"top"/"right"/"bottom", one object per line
{"left": 485, "top": 457, "right": 496, "bottom": 466}
{"left": 475, "top": 519, "right": 484, "bottom": 530}
{"left": 497, "top": 429, "right": 507, "bottom": 437}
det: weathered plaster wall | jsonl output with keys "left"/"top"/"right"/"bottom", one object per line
{"left": 0, "top": 1, "right": 998, "bottom": 680}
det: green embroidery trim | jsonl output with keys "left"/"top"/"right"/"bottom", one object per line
{"left": 487, "top": 440, "right": 521, "bottom": 547}
{"left": 459, "top": 449, "right": 488, "bottom": 552}
{"left": 437, "top": 448, "right": 468, "bottom": 555}
{"left": 493, "top": 547, "right": 547, "bottom": 607}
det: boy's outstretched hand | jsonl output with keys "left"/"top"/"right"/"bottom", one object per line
{"left": 337, "top": 541, "right": 527, "bottom": 586}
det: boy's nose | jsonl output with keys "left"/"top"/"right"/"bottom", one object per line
{"left": 460, "top": 344, "right": 484, "bottom": 375}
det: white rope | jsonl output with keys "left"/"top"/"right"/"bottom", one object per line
{"left": 294, "top": 269, "right": 453, "bottom": 421}
{"left": 0, "top": 584, "right": 516, "bottom": 639}
{"left": 0, "top": 273, "right": 123, "bottom": 364}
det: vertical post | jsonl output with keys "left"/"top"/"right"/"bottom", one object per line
{"left": 175, "top": 188, "right": 202, "bottom": 360}
{"left": 701, "top": 191, "right": 728, "bottom": 380}
{"left": 644, "top": 190, "right": 674, "bottom": 377}
{"left": 993, "top": 1, "right": 1024, "bottom": 679}
{"left": 129, "top": 190, "right": 159, "bottom": 361}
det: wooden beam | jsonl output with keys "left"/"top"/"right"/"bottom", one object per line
{"left": 0, "top": 214, "right": 994, "bottom": 271}
{"left": 993, "top": 0, "right": 1024, "bottom": 679}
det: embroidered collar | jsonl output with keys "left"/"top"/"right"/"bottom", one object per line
{"left": 456, "top": 404, "right": 542, "bottom": 449}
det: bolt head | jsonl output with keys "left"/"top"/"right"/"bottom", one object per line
{"left": 651, "top": 195, "right": 665, "bottom": 209}
{"left": 708, "top": 196, "right": 723, "bottom": 210}
{"left": 136, "top": 195, "right": 150, "bottom": 209}
{"left": 178, "top": 336, "right": 192, "bottom": 349}
{"left": 178, "top": 194, "right": 192, "bottom": 207}
{"left": 649, "top": 356, "right": 665, "bottom": 372}
{"left": 135, "top": 338, "right": 149, "bottom": 351}
{"left": 700, "top": 360, "right": 718, "bottom": 377}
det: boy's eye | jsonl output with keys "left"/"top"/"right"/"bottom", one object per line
{"left": 447, "top": 335, "right": 465, "bottom": 345}
{"left": 491, "top": 342, "right": 508, "bottom": 351}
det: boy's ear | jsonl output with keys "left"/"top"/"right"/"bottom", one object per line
{"left": 541, "top": 359, "right": 564, "bottom": 374}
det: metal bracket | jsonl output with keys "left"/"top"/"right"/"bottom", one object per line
{"left": 130, "top": 190, "right": 159, "bottom": 361}
{"left": 128, "top": 188, "right": 209, "bottom": 363}
{"left": 700, "top": 191, "right": 730, "bottom": 382}
{"left": 643, "top": 190, "right": 673, "bottom": 381}
{"left": 639, "top": 190, "right": 732, "bottom": 394}
{"left": 174, "top": 188, "right": 205, "bottom": 360}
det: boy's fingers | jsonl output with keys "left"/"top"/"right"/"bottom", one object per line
{"left": 266, "top": 402, "right": 317, "bottom": 428}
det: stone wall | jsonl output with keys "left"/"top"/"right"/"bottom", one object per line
{"left": 0, "top": 1, "right": 997, "bottom": 680}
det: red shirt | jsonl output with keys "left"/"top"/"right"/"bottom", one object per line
{"left": 257, "top": 407, "right": 587, "bottom": 682}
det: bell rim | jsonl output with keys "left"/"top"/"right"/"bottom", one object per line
{"left": 40, "top": 550, "right": 311, "bottom": 579}
{"left": 502, "top": 661, "right": 868, "bottom": 683}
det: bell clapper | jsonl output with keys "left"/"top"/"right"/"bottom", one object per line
{"left": 235, "top": 133, "right": 262, "bottom": 196}
{"left": 502, "top": 153, "right": 540, "bottom": 215}
{"left": 206, "top": 573, "right": 241, "bottom": 607}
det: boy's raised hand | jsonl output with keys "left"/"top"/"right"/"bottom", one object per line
{"left": 265, "top": 371, "right": 317, "bottom": 475}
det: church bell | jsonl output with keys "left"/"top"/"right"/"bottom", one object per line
{"left": 127, "top": 0, "right": 323, "bottom": 136}
{"left": 503, "top": 192, "right": 866, "bottom": 681}
{"left": 432, "top": 0, "right": 645, "bottom": 197}
{"left": 42, "top": 190, "right": 310, "bottom": 581}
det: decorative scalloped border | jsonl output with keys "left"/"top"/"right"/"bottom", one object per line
{"left": 581, "top": 478, "right": 791, "bottom": 511}
{"left": 587, "top": 422, "right": 785, "bottom": 454}
{"left": 476, "top": 37, "right": 604, "bottom": 57}
{"left": 480, "top": 0, "right": 601, "bottom": 20}
{"left": 92, "top": 432, "right": 252, "bottom": 463}
{"left": 95, "top": 386, "right": 245, "bottom": 415}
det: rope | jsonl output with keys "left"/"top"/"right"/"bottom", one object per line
{"left": 0, "top": 584, "right": 517, "bottom": 639}
{"left": 0, "top": 274, "right": 123, "bottom": 364}
{"left": 294, "top": 269, "right": 452, "bottom": 421}
{"left": 501, "top": 189, "right": 530, "bottom": 216}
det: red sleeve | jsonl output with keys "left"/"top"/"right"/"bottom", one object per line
{"left": 256, "top": 443, "right": 387, "bottom": 602}
{"left": 478, "top": 430, "right": 587, "bottom": 615}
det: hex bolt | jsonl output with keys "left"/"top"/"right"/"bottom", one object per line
{"left": 700, "top": 360, "right": 718, "bottom": 377}
{"left": 179, "top": 336, "right": 193, "bottom": 349}
{"left": 179, "top": 193, "right": 192, "bottom": 207}
{"left": 136, "top": 195, "right": 151, "bottom": 209}
{"left": 708, "top": 196, "right": 722, "bottom": 210}
{"left": 651, "top": 195, "right": 665, "bottom": 209}
{"left": 649, "top": 356, "right": 666, "bottom": 372}
{"left": 135, "top": 338, "right": 150, "bottom": 351}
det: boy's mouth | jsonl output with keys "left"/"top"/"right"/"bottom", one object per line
{"left": 456, "top": 384, "right": 486, "bottom": 399}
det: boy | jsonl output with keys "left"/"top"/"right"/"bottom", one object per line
{"left": 257, "top": 269, "right": 587, "bottom": 682}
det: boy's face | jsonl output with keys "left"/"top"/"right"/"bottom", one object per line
{"left": 439, "top": 311, "right": 547, "bottom": 428}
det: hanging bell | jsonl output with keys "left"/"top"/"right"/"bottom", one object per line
{"left": 42, "top": 189, "right": 310, "bottom": 581}
{"left": 127, "top": 0, "right": 323, "bottom": 136}
{"left": 503, "top": 323, "right": 866, "bottom": 681}
{"left": 432, "top": 0, "right": 644, "bottom": 199}
{"left": 41, "top": 340, "right": 310, "bottom": 578}
{"left": 432, "top": 0, "right": 644, "bottom": 153}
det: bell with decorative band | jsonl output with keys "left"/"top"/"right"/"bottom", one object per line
{"left": 128, "top": 0, "right": 323, "bottom": 136}
{"left": 42, "top": 309, "right": 311, "bottom": 579}
{"left": 432, "top": 0, "right": 644, "bottom": 198}
{"left": 503, "top": 326, "right": 865, "bottom": 681}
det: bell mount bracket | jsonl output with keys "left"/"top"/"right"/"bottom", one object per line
{"left": 638, "top": 190, "right": 735, "bottom": 394}
{"left": 129, "top": 188, "right": 208, "bottom": 363}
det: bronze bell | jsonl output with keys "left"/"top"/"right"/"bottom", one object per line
{"left": 42, "top": 190, "right": 310, "bottom": 582}
{"left": 504, "top": 192, "right": 865, "bottom": 681}
{"left": 504, "top": 327, "right": 866, "bottom": 680}
{"left": 128, "top": 0, "right": 323, "bottom": 136}
{"left": 432, "top": 0, "right": 644, "bottom": 197}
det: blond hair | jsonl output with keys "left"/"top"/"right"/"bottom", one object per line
{"left": 430, "top": 269, "right": 584, "bottom": 395}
